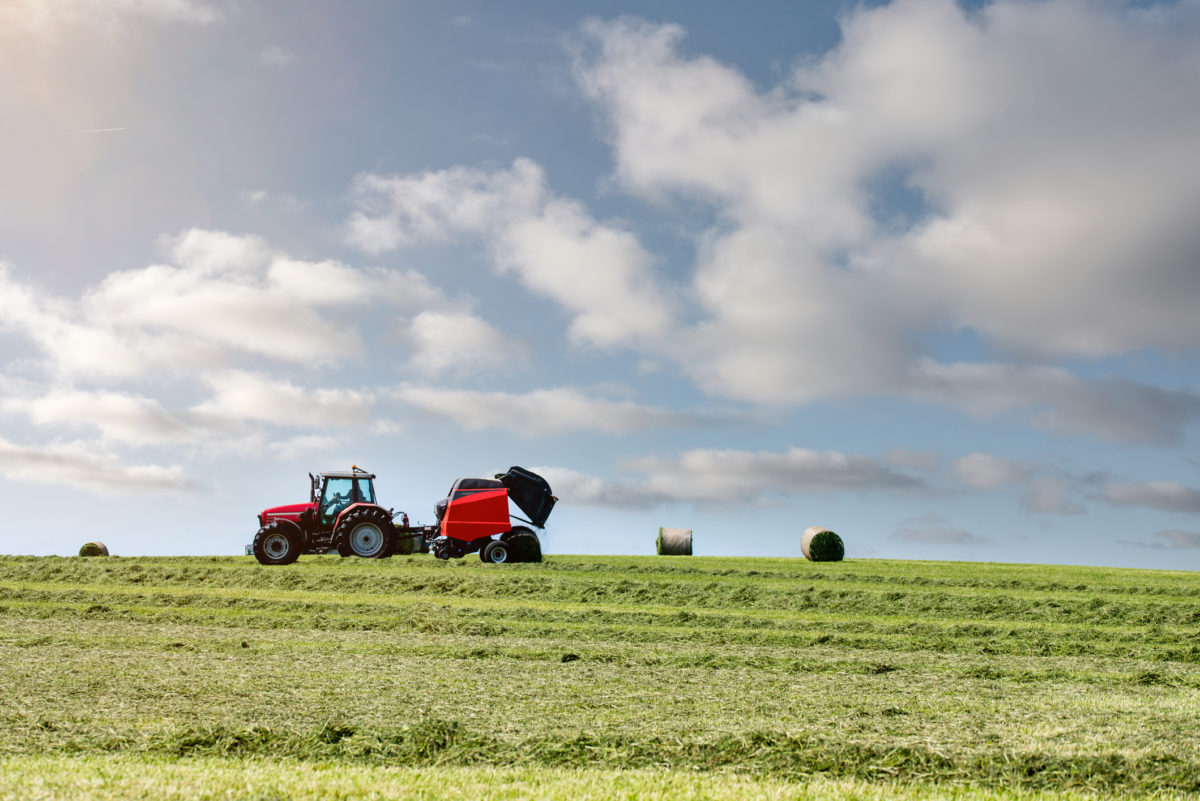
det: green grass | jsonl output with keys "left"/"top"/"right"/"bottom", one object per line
{"left": 8, "top": 756, "right": 1176, "bottom": 801}
{"left": 0, "top": 554, "right": 1197, "bottom": 799}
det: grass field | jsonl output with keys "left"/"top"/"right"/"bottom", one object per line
{"left": 0, "top": 554, "right": 1197, "bottom": 799}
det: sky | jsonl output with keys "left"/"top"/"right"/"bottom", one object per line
{"left": 2, "top": 0, "right": 1200, "bottom": 569}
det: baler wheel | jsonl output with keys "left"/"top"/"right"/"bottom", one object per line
{"left": 337, "top": 507, "right": 395, "bottom": 559}
{"left": 481, "top": 539, "right": 510, "bottom": 563}
{"left": 253, "top": 522, "right": 302, "bottom": 565}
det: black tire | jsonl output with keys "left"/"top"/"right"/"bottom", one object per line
{"left": 481, "top": 539, "right": 510, "bottom": 563}
{"left": 336, "top": 506, "right": 394, "bottom": 559}
{"left": 253, "top": 522, "right": 302, "bottom": 565}
{"left": 336, "top": 540, "right": 353, "bottom": 558}
{"left": 502, "top": 527, "right": 541, "bottom": 563}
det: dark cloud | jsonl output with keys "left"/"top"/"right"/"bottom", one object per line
{"left": 910, "top": 361, "right": 1200, "bottom": 447}
{"left": 539, "top": 446, "right": 926, "bottom": 509}
{"left": 891, "top": 513, "right": 990, "bottom": 545}
{"left": 1118, "top": 530, "right": 1200, "bottom": 550}
{"left": 1102, "top": 481, "right": 1200, "bottom": 514}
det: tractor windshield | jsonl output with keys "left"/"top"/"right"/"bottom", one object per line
{"left": 355, "top": 478, "right": 375, "bottom": 504}
{"left": 319, "top": 478, "right": 355, "bottom": 526}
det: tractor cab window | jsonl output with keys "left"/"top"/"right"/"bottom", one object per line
{"left": 319, "top": 478, "right": 355, "bottom": 526}
{"left": 355, "top": 479, "right": 375, "bottom": 505}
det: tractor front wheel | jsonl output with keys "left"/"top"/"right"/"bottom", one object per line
{"left": 480, "top": 539, "right": 510, "bottom": 563}
{"left": 253, "top": 522, "right": 302, "bottom": 565}
{"left": 336, "top": 507, "right": 394, "bottom": 559}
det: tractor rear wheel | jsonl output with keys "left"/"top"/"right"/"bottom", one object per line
{"left": 253, "top": 522, "right": 302, "bottom": 565}
{"left": 337, "top": 507, "right": 394, "bottom": 559}
{"left": 480, "top": 539, "right": 510, "bottom": 563}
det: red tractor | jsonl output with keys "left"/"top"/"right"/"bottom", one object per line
{"left": 252, "top": 465, "right": 554, "bottom": 565}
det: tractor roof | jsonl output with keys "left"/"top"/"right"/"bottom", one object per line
{"left": 319, "top": 467, "right": 375, "bottom": 479}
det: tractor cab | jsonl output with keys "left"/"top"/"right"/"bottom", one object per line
{"left": 312, "top": 467, "right": 376, "bottom": 530}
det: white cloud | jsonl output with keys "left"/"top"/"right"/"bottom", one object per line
{"left": 0, "top": 264, "right": 147, "bottom": 379}
{"left": 191, "top": 371, "right": 374, "bottom": 429}
{"left": 1, "top": 389, "right": 193, "bottom": 447}
{"left": 531, "top": 465, "right": 646, "bottom": 507}
{"left": 392, "top": 385, "right": 707, "bottom": 435}
{"left": 1102, "top": 480, "right": 1200, "bottom": 514}
{"left": 1, "top": 230, "right": 449, "bottom": 381}
{"left": 573, "top": 4, "right": 1200, "bottom": 407}
{"left": 683, "top": 226, "right": 912, "bottom": 404}
{"left": 909, "top": 359, "right": 1200, "bottom": 446}
{"left": 346, "top": 159, "right": 674, "bottom": 348}
{"left": 403, "top": 311, "right": 524, "bottom": 377}
{"left": 0, "top": 436, "right": 192, "bottom": 495}
{"left": 241, "top": 189, "right": 306, "bottom": 214}
{"left": 629, "top": 447, "right": 925, "bottom": 503}
{"left": 0, "top": 373, "right": 378, "bottom": 455}
{"left": 856, "top": 0, "right": 1200, "bottom": 359}
{"left": 952, "top": 451, "right": 1027, "bottom": 490}
{"left": 168, "top": 228, "right": 274, "bottom": 276}
{"left": 892, "top": 513, "right": 989, "bottom": 545}
{"left": 346, "top": 159, "right": 545, "bottom": 253}
{"left": 0, "top": 0, "right": 219, "bottom": 35}
{"left": 339, "top": 4, "right": 1200, "bottom": 432}
{"left": 268, "top": 434, "right": 341, "bottom": 461}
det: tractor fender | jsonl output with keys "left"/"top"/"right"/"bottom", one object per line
{"left": 333, "top": 502, "right": 389, "bottom": 532}
{"left": 261, "top": 517, "right": 306, "bottom": 546}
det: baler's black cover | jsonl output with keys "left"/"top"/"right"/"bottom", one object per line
{"left": 438, "top": 477, "right": 504, "bottom": 520}
{"left": 495, "top": 466, "right": 556, "bottom": 528}
{"left": 454, "top": 477, "right": 504, "bottom": 491}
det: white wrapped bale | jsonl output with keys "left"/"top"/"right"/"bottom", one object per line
{"left": 656, "top": 527, "right": 693, "bottom": 556}
{"left": 801, "top": 526, "right": 844, "bottom": 562}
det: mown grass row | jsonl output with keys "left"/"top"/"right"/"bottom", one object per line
{"left": 3, "top": 602, "right": 1198, "bottom": 673}
{"left": 1, "top": 554, "right": 1197, "bottom": 796}
{"left": 4, "top": 555, "right": 1198, "bottom": 601}
{"left": 9, "top": 756, "right": 1169, "bottom": 801}
{"left": 8, "top": 577, "right": 1200, "bottom": 629}
{"left": 7, "top": 719, "right": 1199, "bottom": 793}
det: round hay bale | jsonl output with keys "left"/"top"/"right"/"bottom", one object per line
{"left": 78, "top": 542, "right": 109, "bottom": 557}
{"left": 801, "top": 526, "right": 844, "bottom": 562}
{"left": 509, "top": 532, "right": 542, "bottom": 563}
{"left": 656, "top": 527, "right": 692, "bottom": 556}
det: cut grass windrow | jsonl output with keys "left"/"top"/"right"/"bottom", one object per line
{"left": 9, "top": 720, "right": 1198, "bottom": 794}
